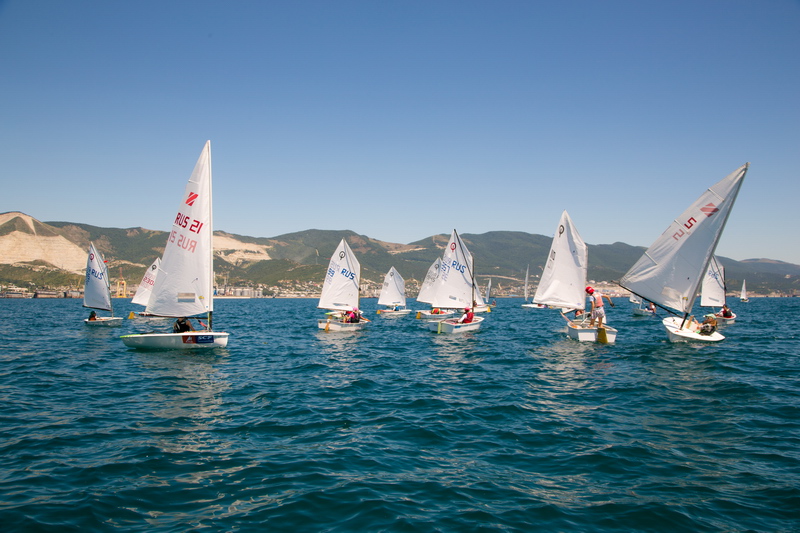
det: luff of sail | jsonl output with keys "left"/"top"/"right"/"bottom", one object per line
{"left": 318, "top": 239, "right": 361, "bottom": 311}
{"left": 532, "top": 210, "right": 588, "bottom": 310}
{"left": 620, "top": 163, "right": 748, "bottom": 315}
{"left": 146, "top": 141, "right": 215, "bottom": 318}
{"left": 84, "top": 242, "right": 112, "bottom": 312}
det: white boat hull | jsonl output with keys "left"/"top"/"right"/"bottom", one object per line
{"left": 121, "top": 331, "right": 229, "bottom": 349}
{"left": 522, "top": 303, "right": 548, "bottom": 309}
{"left": 427, "top": 316, "right": 484, "bottom": 334}
{"left": 632, "top": 308, "right": 654, "bottom": 317}
{"left": 84, "top": 317, "right": 123, "bottom": 327}
{"left": 567, "top": 321, "right": 618, "bottom": 343}
{"left": 377, "top": 309, "right": 413, "bottom": 317}
{"left": 318, "top": 319, "right": 368, "bottom": 331}
{"left": 715, "top": 314, "right": 736, "bottom": 325}
{"left": 415, "top": 310, "right": 456, "bottom": 321}
{"left": 663, "top": 317, "right": 724, "bottom": 342}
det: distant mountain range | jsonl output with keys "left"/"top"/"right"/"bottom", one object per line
{"left": 1, "top": 211, "right": 798, "bottom": 295}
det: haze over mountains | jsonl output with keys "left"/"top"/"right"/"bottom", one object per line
{"left": 1, "top": 211, "right": 798, "bottom": 294}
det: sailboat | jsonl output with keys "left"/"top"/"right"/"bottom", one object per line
{"left": 317, "top": 239, "right": 368, "bottom": 331}
{"left": 376, "top": 266, "right": 411, "bottom": 316}
{"left": 740, "top": 280, "right": 749, "bottom": 302}
{"left": 629, "top": 293, "right": 655, "bottom": 316}
{"left": 701, "top": 256, "right": 736, "bottom": 324}
{"left": 83, "top": 242, "right": 123, "bottom": 327}
{"left": 521, "top": 264, "right": 547, "bottom": 309}
{"left": 533, "top": 210, "right": 617, "bottom": 343}
{"left": 415, "top": 258, "right": 455, "bottom": 320}
{"left": 619, "top": 163, "right": 748, "bottom": 342}
{"left": 120, "top": 141, "right": 229, "bottom": 349}
{"left": 128, "top": 257, "right": 161, "bottom": 317}
{"left": 426, "top": 229, "right": 485, "bottom": 333}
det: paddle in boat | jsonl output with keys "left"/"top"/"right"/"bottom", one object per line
{"left": 740, "top": 280, "right": 749, "bottom": 302}
{"left": 83, "top": 242, "right": 123, "bottom": 327}
{"left": 318, "top": 238, "right": 369, "bottom": 331}
{"left": 120, "top": 141, "right": 229, "bottom": 349}
{"left": 425, "top": 229, "right": 485, "bottom": 334}
{"left": 701, "top": 256, "right": 736, "bottom": 325}
{"left": 533, "top": 210, "right": 617, "bottom": 343}
{"left": 376, "top": 266, "right": 412, "bottom": 317}
{"left": 619, "top": 163, "right": 748, "bottom": 343}
{"left": 415, "top": 258, "right": 456, "bottom": 320}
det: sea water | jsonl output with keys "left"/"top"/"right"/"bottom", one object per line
{"left": 0, "top": 297, "right": 798, "bottom": 531}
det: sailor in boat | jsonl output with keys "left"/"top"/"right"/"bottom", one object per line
{"left": 173, "top": 317, "right": 195, "bottom": 333}
{"left": 716, "top": 304, "right": 733, "bottom": 319}
{"left": 699, "top": 314, "right": 718, "bottom": 335}
{"left": 585, "top": 286, "right": 615, "bottom": 327}
{"left": 457, "top": 307, "right": 474, "bottom": 324}
{"left": 346, "top": 307, "right": 361, "bottom": 323}
{"left": 88, "top": 311, "right": 97, "bottom": 321}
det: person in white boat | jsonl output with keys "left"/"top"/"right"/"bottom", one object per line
{"left": 585, "top": 286, "right": 614, "bottom": 327}
{"left": 648, "top": 302, "right": 656, "bottom": 314}
{"left": 88, "top": 311, "right": 97, "bottom": 321}
{"left": 173, "top": 317, "right": 195, "bottom": 333}
{"left": 346, "top": 307, "right": 361, "bottom": 323}
{"left": 457, "top": 307, "right": 474, "bottom": 324}
{"left": 716, "top": 304, "right": 733, "bottom": 319}
{"left": 698, "top": 314, "right": 717, "bottom": 335}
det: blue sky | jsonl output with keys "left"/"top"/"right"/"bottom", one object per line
{"left": 2, "top": 1, "right": 798, "bottom": 263}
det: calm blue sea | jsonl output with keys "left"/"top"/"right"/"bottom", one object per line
{"left": 1, "top": 297, "right": 798, "bottom": 532}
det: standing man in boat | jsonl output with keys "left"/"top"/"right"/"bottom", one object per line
{"left": 585, "top": 286, "right": 614, "bottom": 327}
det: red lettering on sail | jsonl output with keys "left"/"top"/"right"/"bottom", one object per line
{"left": 672, "top": 228, "right": 686, "bottom": 241}
{"left": 186, "top": 192, "right": 199, "bottom": 206}
{"left": 684, "top": 217, "right": 697, "bottom": 230}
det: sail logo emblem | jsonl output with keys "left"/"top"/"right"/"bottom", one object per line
{"left": 450, "top": 243, "right": 456, "bottom": 251}
{"left": 339, "top": 251, "right": 346, "bottom": 259}
{"left": 700, "top": 203, "right": 718, "bottom": 217}
{"left": 185, "top": 192, "right": 199, "bottom": 206}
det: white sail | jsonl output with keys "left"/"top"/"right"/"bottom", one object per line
{"left": 485, "top": 278, "right": 492, "bottom": 301}
{"left": 523, "top": 265, "right": 530, "bottom": 301}
{"left": 740, "top": 280, "right": 747, "bottom": 300}
{"left": 84, "top": 242, "right": 112, "bottom": 312}
{"left": 532, "top": 210, "right": 588, "bottom": 310}
{"left": 131, "top": 257, "right": 161, "bottom": 307}
{"left": 146, "top": 141, "right": 215, "bottom": 318}
{"left": 318, "top": 239, "right": 361, "bottom": 311}
{"left": 700, "top": 256, "right": 726, "bottom": 308}
{"left": 428, "top": 230, "right": 476, "bottom": 310}
{"left": 417, "top": 258, "right": 441, "bottom": 304}
{"left": 377, "top": 266, "right": 406, "bottom": 307}
{"left": 620, "top": 164, "right": 747, "bottom": 315}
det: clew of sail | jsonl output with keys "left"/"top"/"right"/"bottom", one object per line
{"left": 378, "top": 266, "right": 406, "bottom": 307}
{"left": 145, "top": 141, "right": 215, "bottom": 318}
{"left": 532, "top": 210, "right": 587, "bottom": 310}
{"left": 620, "top": 163, "right": 748, "bottom": 315}
{"left": 318, "top": 239, "right": 361, "bottom": 311}
{"left": 84, "top": 242, "right": 112, "bottom": 312}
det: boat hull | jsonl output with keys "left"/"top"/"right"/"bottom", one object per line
{"left": 715, "top": 314, "right": 736, "bottom": 325}
{"left": 567, "top": 322, "right": 618, "bottom": 343}
{"left": 121, "top": 331, "right": 229, "bottom": 349}
{"left": 427, "top": 316, "right": 484, "bottom": 334}
{"left": 377, "top": 309, "right": 413, "bottom": 317}
{"left": 85, "top": 317, "right": 123, "bottom": 327}
{"left": 415, "top": 310, "right": 456, "bottom": 321}
{"left": 663, "top": 317, "right": 724, "bottom": 342}
{"left": 522, "top": 303, "right": 548, "bottom": 309}
{"left": 318, "top": 319, "right": 368, "bottom": 331}
{"left": 632, "top": 308, "right": 654, "bottom": 317}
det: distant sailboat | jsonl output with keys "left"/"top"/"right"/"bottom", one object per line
{"left": 83, "top": 242, "right": 122, "bottom": 327}
{"left": 620, "top": 164, "right": 748, "bottom": 342}
{"left": 701, "top": 256, "right": 736, "bottom": 324}
{"left": 426, "top": 229, "right": 485, "bottom": 333}
{"left": 317, "top": 239, "right": 368, "bottom": 331}
{"left": 120, "top": 141, "right": 229, "bottom": 349}
{"left": 415, "top": 257, "right": 455, "bottom": 320}
{"left": 533, "top": 210, "right": 617, "bottom": 343}
{"left": 129, "top": 257, "right": 161, "bottom": 317}
{"left": 521, "top": 264, "right": 547, "bottom": 309}
{"left": 377, "top": 266, "right": 411, "bottom": 316}
{"left": 740, "top": 280, "right": 749, "bottom": 302}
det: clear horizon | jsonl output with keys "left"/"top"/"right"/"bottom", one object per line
{"left": 1, "top": 1, "right": 798, "bottom": 263}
